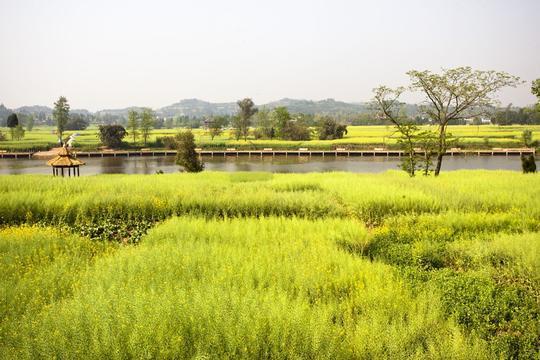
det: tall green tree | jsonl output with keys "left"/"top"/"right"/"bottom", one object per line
{"left": 140, "top": 108, "right": 155, "bottom": 146}
{"left": 175, "top": 130, "right": 204, "bottom": 172}
{"left": 53, "top": 96, "right": 70, "bottom": 144}
{"left": 270, "top": 107, "right": 290, "bottom": 139}
{"left": 6, "top": 113, "right": 18, "bottom": 140}
{"left": 407, "top": 67, "right": 522, "bottom": 176}
{"left": 127, "top": 110, "right": 139, "bottom": 143}
{"left": 236, "top": 98, "right": 257, "bottom": 141}
{"left": 254, "top": 108, "right": 274, "bottom": 139}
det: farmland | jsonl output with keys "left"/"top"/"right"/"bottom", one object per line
{"left": 1, "top": 125, "right": 539, "bottom": 152}
{"left": 1, "top": 170, "right": 539, "bottom": 358}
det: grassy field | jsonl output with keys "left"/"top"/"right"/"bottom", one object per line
{"left": 0, "top": 170, "right": 539, "bottom": 358}
{"left": 1, "top": 125, "right": 539, "bottom": 151}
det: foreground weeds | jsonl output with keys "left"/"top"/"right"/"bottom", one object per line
{"left": 0, "top": 171, "right": 538, "bottom": 358}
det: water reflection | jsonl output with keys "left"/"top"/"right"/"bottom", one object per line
{"left": 0, "top": 155, "right": 530, "bottom": 176}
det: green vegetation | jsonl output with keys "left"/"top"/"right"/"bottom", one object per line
{"left": 0, "top": 171, "right": 539, "bottom": 358}
{"left": 373, "top": 67, "right": 522, "bottom": 176}
{"left": 97, "top": 124, "right": 127, "bottom": 148}
{"left": 1, "top": 125, "right": 539, "bottom": 152}
{"left": 52, "top": 96, "right": 70, "bottom": 143}
{"left": 175, "top": 130, "right": 204, "bottom": 172}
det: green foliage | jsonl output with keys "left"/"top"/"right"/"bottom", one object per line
{"left": 2, "top": 218, "right": 489, "bottom": 359}
{"left": 140, "top": 108, "right": 154, "bottom": 145}
{"left": 98, "top": 124, "right": 127, "bottom": 148}
{"left": 270, "top": 106, "right": 290, "bottom": 138}
{"left": 154, "top": 135, "right": 177, "bottom": 149}
{"left": 24, "top": 114, "right": 34, "bottom": 131}
{"left": 317, "top": 116, "right": 348, "bottom": 140}
{"left": 236, "top": 98, "right": 258, "bottom": 141}
{"left": 52, "top": 96, "right": 70, "bottom": 141}
{"left": 64, "top": 114, "right": 89, "bottom": 130}
{"left": 207, "top": 115, "right": 228, "bottom": 140}
{"left": 520, "top": 154, "right": 536, "bottom": 173}
{"left": 532, "top": 79, "right": 540, "bottom": 105}
{"left": 0, "top": 171, "right": 539, "bottom": 358}
{"left": 0, "top": 226, "right": 113, "bottom": 358}
{"left": 6, "top": 113, "right": 18, "bottom": 128}
{"left": 127, "top": 109, "right": 139, "bottom": 143}
{"left": 254, "top": 108, "right": 274, "bottom": 139}
{"left": 175, "top": 130, "right": 204, "bottom": 172}
{"left": 11, "top": 124, "right": 25, "bottom": 141}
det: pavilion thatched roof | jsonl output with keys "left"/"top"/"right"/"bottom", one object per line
{"left": 47, "top": 147, "right": 85, "bottom": 167}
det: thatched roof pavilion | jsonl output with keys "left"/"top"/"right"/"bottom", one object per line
{"left": 47, "top": 146, "right": 85, "bottom": 177}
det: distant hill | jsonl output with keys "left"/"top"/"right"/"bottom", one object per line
{"left": 4, "top": 98, "right": 421, "bottom": 119}
{"left": 158, "top": 99, "right": 238, "bottom": 118}
{"left": 14, "top": 105, "right": 52, "bottom": 115}
{"left": 261, "top": 98, "right": 370, "bottom": 115}
{"left": 156, "top": 98, "right": 377, "bottom": 118}
{"left": 95, "top": 107, "right": 146, "bottom": 118}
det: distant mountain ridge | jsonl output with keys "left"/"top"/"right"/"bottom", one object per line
{"left": 3, "top": 98, "right": 418, "bottom": 119}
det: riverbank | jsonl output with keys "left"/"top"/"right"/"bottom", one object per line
{"left": 1, "top": 146, "right": 536, "bottom": 160}
{"left": 1, "top": 125, "right": 539, "bottom": 152}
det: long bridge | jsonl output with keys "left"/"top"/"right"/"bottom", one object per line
{"left": 0, "top": 148, "right": 535, "bottom": 159}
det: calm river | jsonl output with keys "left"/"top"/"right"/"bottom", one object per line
{"left": 0, "top": 155, "right": 530, "bottom": 175}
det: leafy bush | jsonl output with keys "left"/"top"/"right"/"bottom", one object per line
{"left": 98, "top": 124, "right": 127, "bottom": 148}
{"left": 154, "top": 135, "right": 177, "bottom": 149}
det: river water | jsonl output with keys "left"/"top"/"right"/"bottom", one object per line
{"left": 0, "top": 155, "right": 530, "bottom": 175}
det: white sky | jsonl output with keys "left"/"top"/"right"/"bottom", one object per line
{"left": 1, "top": 0, "right": 539, "bottom": 111}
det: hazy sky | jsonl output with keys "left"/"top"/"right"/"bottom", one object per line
{"left": 1, "top": 0, "right": 539, "bottom": 110}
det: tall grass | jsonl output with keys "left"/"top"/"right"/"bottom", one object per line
{"left": 0, "top": 226, "right": 113, "bottom": 358}
{"left": 0, "top": 171, "right": 538, "bottom": 358}
{"left": 0, "top": 171, "right": 538, "bottom": 228}
{"left": 7, "top": 217, "right": 489, "bottom": 359}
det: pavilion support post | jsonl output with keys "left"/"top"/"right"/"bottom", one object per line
{"left": 61, "top": 168, "right": 64, "bottom": 177}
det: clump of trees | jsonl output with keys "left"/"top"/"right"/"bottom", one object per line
{"left": 252, "top": 106, "right": 312, "bottom": 141}
{"left": 492, "top": 105, "right": 540, "bottom": 125}
{"left": 317, "top": 117, "right": 347, "bottom": 140}
{"left": 175, "top": 130, "right": 204, "bottom": 172}
{"left": 98, "top": 125, "right": 127, "bottom": 148}
{"left": 373, "top": 67, "right": 522, "bottom": 176}
{"left": 65, "top": 114, "right": 90, "bottom": 130}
